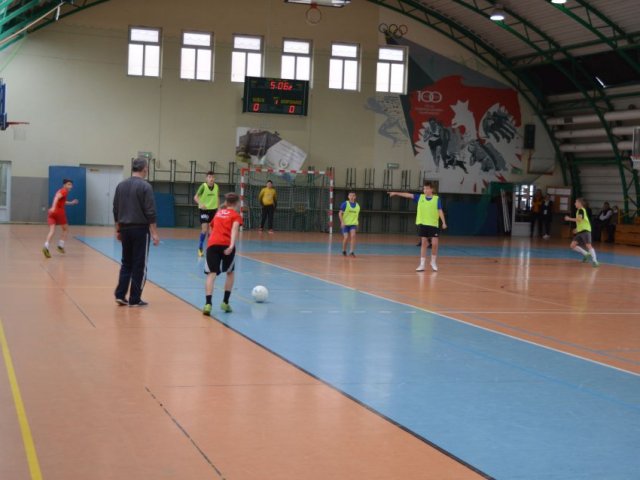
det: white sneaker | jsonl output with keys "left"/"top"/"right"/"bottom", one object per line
{"left": 416, "top": 263, "right": 425, "bottom": 272}
{"left": 430, "top": 261, "right": 438, "bottom": 272}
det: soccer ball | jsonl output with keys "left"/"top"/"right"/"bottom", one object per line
{"left": 252, "top": 285, "right": 269, "bottom": 303}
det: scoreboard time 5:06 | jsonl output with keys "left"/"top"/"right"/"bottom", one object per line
{"left": 242, "top": 77, "right": 309, "bottom": 116}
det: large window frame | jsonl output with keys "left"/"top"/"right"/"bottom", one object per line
{"left": 127, "top": 26, "right": 162, "bottom": 78}
{"left": 231, "top": 34, "right": 264, "bottom": 83}
{"left": 180, "top": 31, "right": 214, "bottom": 81}
{"left": 376, "top": 45, "right": 408, "bottom": 94}
{"left": 281, "top": 38, "right": 312, "bottom": 82}
{"left": 328, "top": 42, "right": 360, "bottom": 91}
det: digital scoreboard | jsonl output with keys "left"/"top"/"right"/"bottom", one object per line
{"left": 242, "top": 76, "right": 309, "bottom": 116}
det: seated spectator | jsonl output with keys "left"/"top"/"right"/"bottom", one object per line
{"left": 593, "top": 202, "right": 613, "bottom": 242}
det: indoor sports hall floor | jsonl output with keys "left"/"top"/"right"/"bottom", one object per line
{"left": 1, "top": 224, "right": 639, "bottom": 480}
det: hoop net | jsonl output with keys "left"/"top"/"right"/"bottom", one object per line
{"left": 239, "top": 167, "right": 334, "bottom": 234}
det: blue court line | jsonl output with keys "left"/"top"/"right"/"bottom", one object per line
{"left": 79, "top": 237, "right": 640, "bottom": 480}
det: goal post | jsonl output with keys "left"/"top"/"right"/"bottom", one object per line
{"left": 239, "top": 167, "right": 334, "bottom": 234}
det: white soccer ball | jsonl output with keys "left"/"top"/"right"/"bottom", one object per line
{"left": 252, "top": 285, "right": 269, "bottom": 303}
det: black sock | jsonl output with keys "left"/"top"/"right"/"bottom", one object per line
{"left": 206, "top": 295, "right": 212, "bottom": 305}
{"left": 223, "top": 290, "right": 231, "bottom": 303}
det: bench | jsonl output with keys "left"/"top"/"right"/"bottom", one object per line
{"left": 615, "top": 223, "right": 640, "bottom": 246}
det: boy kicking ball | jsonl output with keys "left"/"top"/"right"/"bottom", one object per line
{"left": 43, "top": 178, "right": 79, "bottom": 258}
{"left": 203, "top": 192, "right": 243, "bottom": 315}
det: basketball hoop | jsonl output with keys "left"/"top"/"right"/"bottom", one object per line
{"left": 305, "top": 3, "right": 322, "bottom": 25}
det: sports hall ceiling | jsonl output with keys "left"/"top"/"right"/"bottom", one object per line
{"left": 1, "top": 0, "right": 639, "bottom": 209}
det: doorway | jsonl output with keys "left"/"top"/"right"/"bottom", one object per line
{"left": 0, "top": 161, "right": 10, "bottom": 222}
{"left": 81, "top": 164, "right": 124, "bottom": 226}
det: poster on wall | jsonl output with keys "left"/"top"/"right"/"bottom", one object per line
{"left": 235, "top": 128, "right": 307, "bottom": 171}
{"left": 369, "top": 35, "right": 523, "bottom": 194}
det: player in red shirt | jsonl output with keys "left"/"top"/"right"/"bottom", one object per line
{"left": 203, "top": 192, "right": 243, "bottom": 315}
{"left": 43, "top": 179, "right": 79, "bottom": 258}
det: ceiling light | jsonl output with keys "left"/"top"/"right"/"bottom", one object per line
{"left": 490, "top": 4, "right": 506, "bottom": 21}
{"left": 551, "top": 0, "right": 567, "bottom": 4}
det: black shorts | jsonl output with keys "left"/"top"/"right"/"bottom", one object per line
{"left": 573, "top": 230, "right": 592, "bottom": 246}
{"left": 417, "top": 225, "right": 439, "bottom": 238}
{"left": 199, "top": 209, "right": 217, "bottom": 224}
{"left": 205, "top": 245, "right": 236, "bottom": 275}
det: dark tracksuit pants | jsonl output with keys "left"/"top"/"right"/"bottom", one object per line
{"left": 115, "top": 226, "right": 150, "bottom": 303}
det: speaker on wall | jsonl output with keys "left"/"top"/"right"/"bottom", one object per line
{"left": 524, "top": 124, "right": 536, "bottom": 150}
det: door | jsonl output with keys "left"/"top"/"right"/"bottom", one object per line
{"left": 0, "top": 161, "right": 10, "bottom": 222}
{"left": 81, "top": 164, "right": 123, "bottom": 225}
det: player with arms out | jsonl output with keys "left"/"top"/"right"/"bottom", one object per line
{"left": 194, "top": 171, "right": 219, "bottom": 256}
{"left": 42, "top": 178, "right": 79, "bottom": 258}
{"left": 389, "top": 181, "right": 447, "bottom": 272}
{"left": 203, "top": 192, "right": 243, "bottom": 315}
{"left": 339, "top": 191, "right": 360, "bottom": 257}
{"left": 564, "top": 197, "right": 599, "bottom": 267}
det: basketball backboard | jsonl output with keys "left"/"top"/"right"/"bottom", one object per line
{"left": 633, "top": 126, "right": 640, "bottom": 171}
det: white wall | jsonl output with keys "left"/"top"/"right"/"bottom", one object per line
{"left": 0, "top": 0, "right": 558, "bottom": 190}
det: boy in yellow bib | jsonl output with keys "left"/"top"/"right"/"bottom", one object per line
{"left": 564, "top": 197, "right": 599, "bottom": 267}
{"left": 389, "top": 181, "right": 447, "bottom": 271}
{"left": 339, "top": 191, "right": 360, "bottom": 257}
{"left": 194, "top": 171, "right": 219, "bottom": 256}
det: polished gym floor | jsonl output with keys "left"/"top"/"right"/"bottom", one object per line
{"left": 1, "top": 224, "right": 639, "bottom": 480}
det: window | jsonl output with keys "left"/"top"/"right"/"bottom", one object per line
{"left": 329, "top": 42, "right": 360, "bottom": 91}
{"left": 180, "top": 31, "right": 213, "bottom": 81}
{"left": 231, "top": 34, "right": 263, "bottom": 82}
{"left": 514, "top": 184, "right": 536, "bottom": 222}
{"left": 128, "top": 26, "right": 161, "bottom": 77}
{"left": 376, "top": 46, "right": 407, "bottom": 94}
{"left": 281, "top": 38, "right": 312, "bottom": 81}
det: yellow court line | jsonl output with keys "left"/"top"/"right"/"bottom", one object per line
{"left": 0, "top": 317, "right": 43, "bottom": 480}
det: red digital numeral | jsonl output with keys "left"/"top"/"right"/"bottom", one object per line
{"left": 253, "top": 103, "right": 260, "bottom": 112}
{"left": 288, "top": 105, "right": 296, "bottom": 114}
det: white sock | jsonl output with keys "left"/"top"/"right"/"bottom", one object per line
{"left": 573, "top": 246, "right": 588, "bottom": 256}
{"left": 44, "top": 242, "right": 49, "bottom": 249}
{"left": 588, "top": 247, "right": 597, "bottom": 262}
{"left": 431, "top": 256, "right": 437, "bottom": 264}
{"left": 419, "top": 257, "right": 426, "bottom": 265}
{"left": 58, "top": 240, "right": 65, "bottom": 247}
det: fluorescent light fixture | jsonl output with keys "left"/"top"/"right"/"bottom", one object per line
{"left": 595, "top": 76, "right": 607, "bottom": 88}
{"left": 284, "top": 0, "right": 351, "bottom": 6}
{"left": 490, "top": 4, "right": 506, "bottom": 21}
{"left": 551, "top": 0, "right": 567, "bottom": 4}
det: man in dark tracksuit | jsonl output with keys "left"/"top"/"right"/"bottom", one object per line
{"left": 113, "top": 156, "right": 160, "bottom": 307}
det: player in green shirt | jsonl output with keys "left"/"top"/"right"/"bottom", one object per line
{"left": 193, "top": 171, "right": 219, "bottom": 256}
{"left": 564, "top": 197, "right": 599, "bottom": 267}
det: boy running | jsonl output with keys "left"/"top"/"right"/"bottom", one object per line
{"left": 564, "top": 197, "right": 599, "bottom": 267}
{"left": 194, "top": 171, "right": 219, "bottom": 256}
{"left": 42, "top": 178, "right": 79, "bottom": 258}
{"left": 389, "top": 181, "right": 447, "bottom": 271}
{"left": 203, "top": 192, "right": 243, "bottom": 315}
{"left": 339, "top": 191, "right": 360, "bottom": 257}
